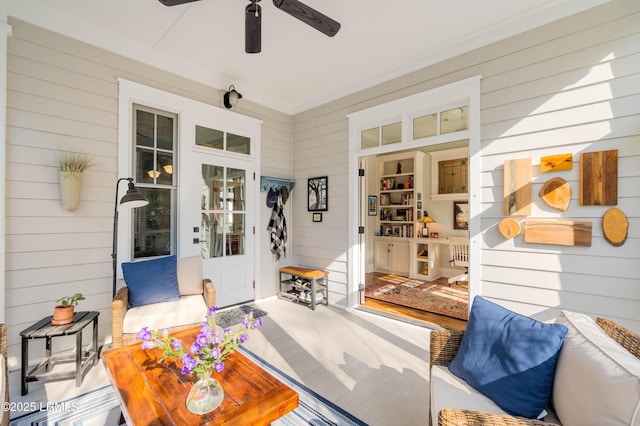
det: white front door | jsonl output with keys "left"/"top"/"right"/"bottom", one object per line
{"left": 179, "top": 112, "right": 259, "bottom": 308}
{"left": 197, "top": 156, "right": 254, "bottom": 307}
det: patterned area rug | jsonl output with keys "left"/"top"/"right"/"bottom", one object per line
{"left": 11, "top": 348, "right": 366, "bottom": 426}
{"left": 216, "top": 304, "right": 268, "bottom": 328}
{"left": 366, "top": 274, "right": 468, "bottom": 320}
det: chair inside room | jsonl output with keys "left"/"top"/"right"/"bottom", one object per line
{"left": 448, "top": 237, "right": 469, "bottom": 287}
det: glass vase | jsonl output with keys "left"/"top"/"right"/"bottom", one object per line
{"left": 186, "top": 373, "right": 224, "bottom": 415}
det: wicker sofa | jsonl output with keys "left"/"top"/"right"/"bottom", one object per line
{"left": 1, "top": 323, "right": 8, "bottom": 426}
{"left": 111, "top": 256, "right": 215, "bottom": 348}
{"left": 430, "top": 316, "right": 640, "bottom": 426}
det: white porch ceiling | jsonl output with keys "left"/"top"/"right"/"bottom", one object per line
{"left": 8, "top": 0, "right": 608, "bottom": 114}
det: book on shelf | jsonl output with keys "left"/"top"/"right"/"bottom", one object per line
{"left": 400, "top": 193, "right": 414, "bottom": 205}
{"left": 380, "top": 178, "right": 395, "bottom": 191}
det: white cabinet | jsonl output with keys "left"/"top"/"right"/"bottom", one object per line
{"left": 412, "top": 238, "right": 448, "bottom": 281}
{"left": 374, "top": 238, "right": 410, "bottom": 275}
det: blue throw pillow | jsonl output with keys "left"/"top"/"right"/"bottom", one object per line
{"left": 449, "top": 296, "right": 568, "bottom": 419}
{"left": 122, "top": 255, "right": 181, "bottom": 308}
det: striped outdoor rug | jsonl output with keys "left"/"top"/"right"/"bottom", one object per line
{"left": 241, "top": 347, "right": 367, "bottom": 426}
{"left": 11, "top": 348, "right": 367, "bottom": 426}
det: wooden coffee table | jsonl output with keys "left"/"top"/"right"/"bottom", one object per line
{"left": 103, "top": 327, "right": 298, "bottom": 425}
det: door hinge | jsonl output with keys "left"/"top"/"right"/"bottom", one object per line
{"left": 253, "top": 172, "right": 256, "bottom": 180}
{"left": 253, "top": 280, "right": 256, "bottom": 289}
{"left": 253, "top": 226, "right": 255, "bottom": 235}
{"left": 358, "top": 168, "right": 365, "bottom": 177}
{"left": 358, "top": 226, "right": 365, "bottom": 234}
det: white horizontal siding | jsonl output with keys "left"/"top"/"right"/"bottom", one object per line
{"left": 4, "top": 18, "right": 292, "bottom": 364}
{"left": 292, "top": 0, "right": 640, "bottom": 326}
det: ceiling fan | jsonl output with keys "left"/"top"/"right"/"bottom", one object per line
{"left": 159, "top": 0, "right": 341, "bottom": 54}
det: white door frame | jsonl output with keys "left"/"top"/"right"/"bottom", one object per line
{"left": 346, "top": 76, "right": 482, "bottom": 309}
{"left": 117, "top": 79, "right": 262, "bottom": 302}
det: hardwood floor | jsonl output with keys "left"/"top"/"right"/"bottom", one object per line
{"left": 363, "top": 272, "right": 467, "bottom": 331}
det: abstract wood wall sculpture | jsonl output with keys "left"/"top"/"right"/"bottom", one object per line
{"left": 580, "top": 149, "right": 618, "bottom": 205}
{"left": 503, "top": 158, "right": 531, "bottom": 216}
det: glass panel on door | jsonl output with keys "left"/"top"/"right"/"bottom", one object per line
{"left": 200, "top": 165, "right": 245, "bottom": 259}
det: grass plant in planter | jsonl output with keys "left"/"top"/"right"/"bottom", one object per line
{"left": 57, "top": 151, "right": 94, "bottom": 211}
{"left": 52, "top": 293, "right": 85, "bottom": 325}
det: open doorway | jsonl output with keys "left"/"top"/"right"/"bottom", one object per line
{"left": 347, "top": 76, "right": 481, "bottom": 329}
{"left": 359, "top": 141, "right": 469, "bottom": 330}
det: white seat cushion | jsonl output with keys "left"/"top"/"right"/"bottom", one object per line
{"left": 430, "top": 365, "right": 506, "bottom": 425}
{"left": 553, "top": 311, "right": 640, "bottom": 426}
{"left": 122, "top": 295, "right": 208, "bottom": 334}
{"left": 177, "top": 256, "right": 204, "bottom": 296}
{"left": 430, "top": 365, "right": 561, "bottom": 425}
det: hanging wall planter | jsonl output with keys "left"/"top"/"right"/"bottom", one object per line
{"left": 57, "top": 152, "right": 94, "bottom": 211}
{"left": 59, "top": 171, "right": 83, "bottom": 210}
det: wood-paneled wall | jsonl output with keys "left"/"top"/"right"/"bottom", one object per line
{"left": 290, "top": 0, "right": 640, "bottom": 326}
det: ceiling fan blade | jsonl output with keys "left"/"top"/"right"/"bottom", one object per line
{"left": 158, "top": 0, "right": 200, "bottom": 6}
{"left": 245, "top": 2, "right": 262, "bottom": 53}
{"left": 273, "top": 0, "right": 340, "bottom": 37}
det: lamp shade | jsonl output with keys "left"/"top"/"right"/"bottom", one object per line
{"left": 120, "top": 181, "right": 149, "bottom": 208}
{"left": 421, "top": 212, "right": 435, "bottom": 223}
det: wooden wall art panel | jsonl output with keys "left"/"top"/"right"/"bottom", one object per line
{"left": 580, "top": 150, "right": 618, "bottom": 205}
{"left": 539, "top": 177, "right": 571, "bottom": 211}
{"left": 602, "top": 207, "right": 628, "bottom": 247}
{"left": 540, "top": 153, "right": 573, "bottom": 172}
{"left": 498, "top": 218, "right": 521, "bottom": 239}
{"left": 503, "top": 158, "right": 532, "bottom": 216}
{"left": 524, "top": 220, "right": 592, "bottom": 247}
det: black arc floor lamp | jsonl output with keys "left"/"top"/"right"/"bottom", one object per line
{"left": 112, "top": 178, "right": 149, "bottom": 298}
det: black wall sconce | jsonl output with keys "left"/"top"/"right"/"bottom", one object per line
{"left": 223, "top": 85, "right": 243, "bottom": 109}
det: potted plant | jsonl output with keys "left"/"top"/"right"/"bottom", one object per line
{"left": 57, "top": 151, "right": 94, "bottom": 210}
{"left": 52, "top": 293, "right": 85, "bottom": 325}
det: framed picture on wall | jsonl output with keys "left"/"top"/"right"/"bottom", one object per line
{"left": 313, "top": 213, "right": 323, "bottom": 222}
{"left": 368, "top": 195, "right": 377, "bottom": 216}
{"left": 308, "top": 176, "right": 328, "bottom": 211}
{"left": 453, "top": 201, "right": 470, "bottom": 230}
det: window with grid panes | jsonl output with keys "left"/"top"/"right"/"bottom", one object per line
{"left": 132, "top": 104, "right": 177, "bottom": 259}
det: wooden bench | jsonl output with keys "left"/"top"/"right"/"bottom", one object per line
{"left": 279, "top": 266, "right": 329, "bottom": 310}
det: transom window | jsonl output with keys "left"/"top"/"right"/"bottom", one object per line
{"left": 359, "top": 105, "right": 468, "bottom": 150}
{"left": 196, "top": 125, "right": 251, "bottom": 155}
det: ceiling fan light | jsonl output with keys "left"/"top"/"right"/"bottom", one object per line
{"left": 245, "top": 2, "right": 262, "bottom": 54}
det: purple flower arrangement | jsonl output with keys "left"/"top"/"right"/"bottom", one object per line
{"left": 136, "top": 306, "right": 262, "bottom": 378}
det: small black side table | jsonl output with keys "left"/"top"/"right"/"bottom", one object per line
{"left": 20, "top": 311, "right": 100, "bottom": 395}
